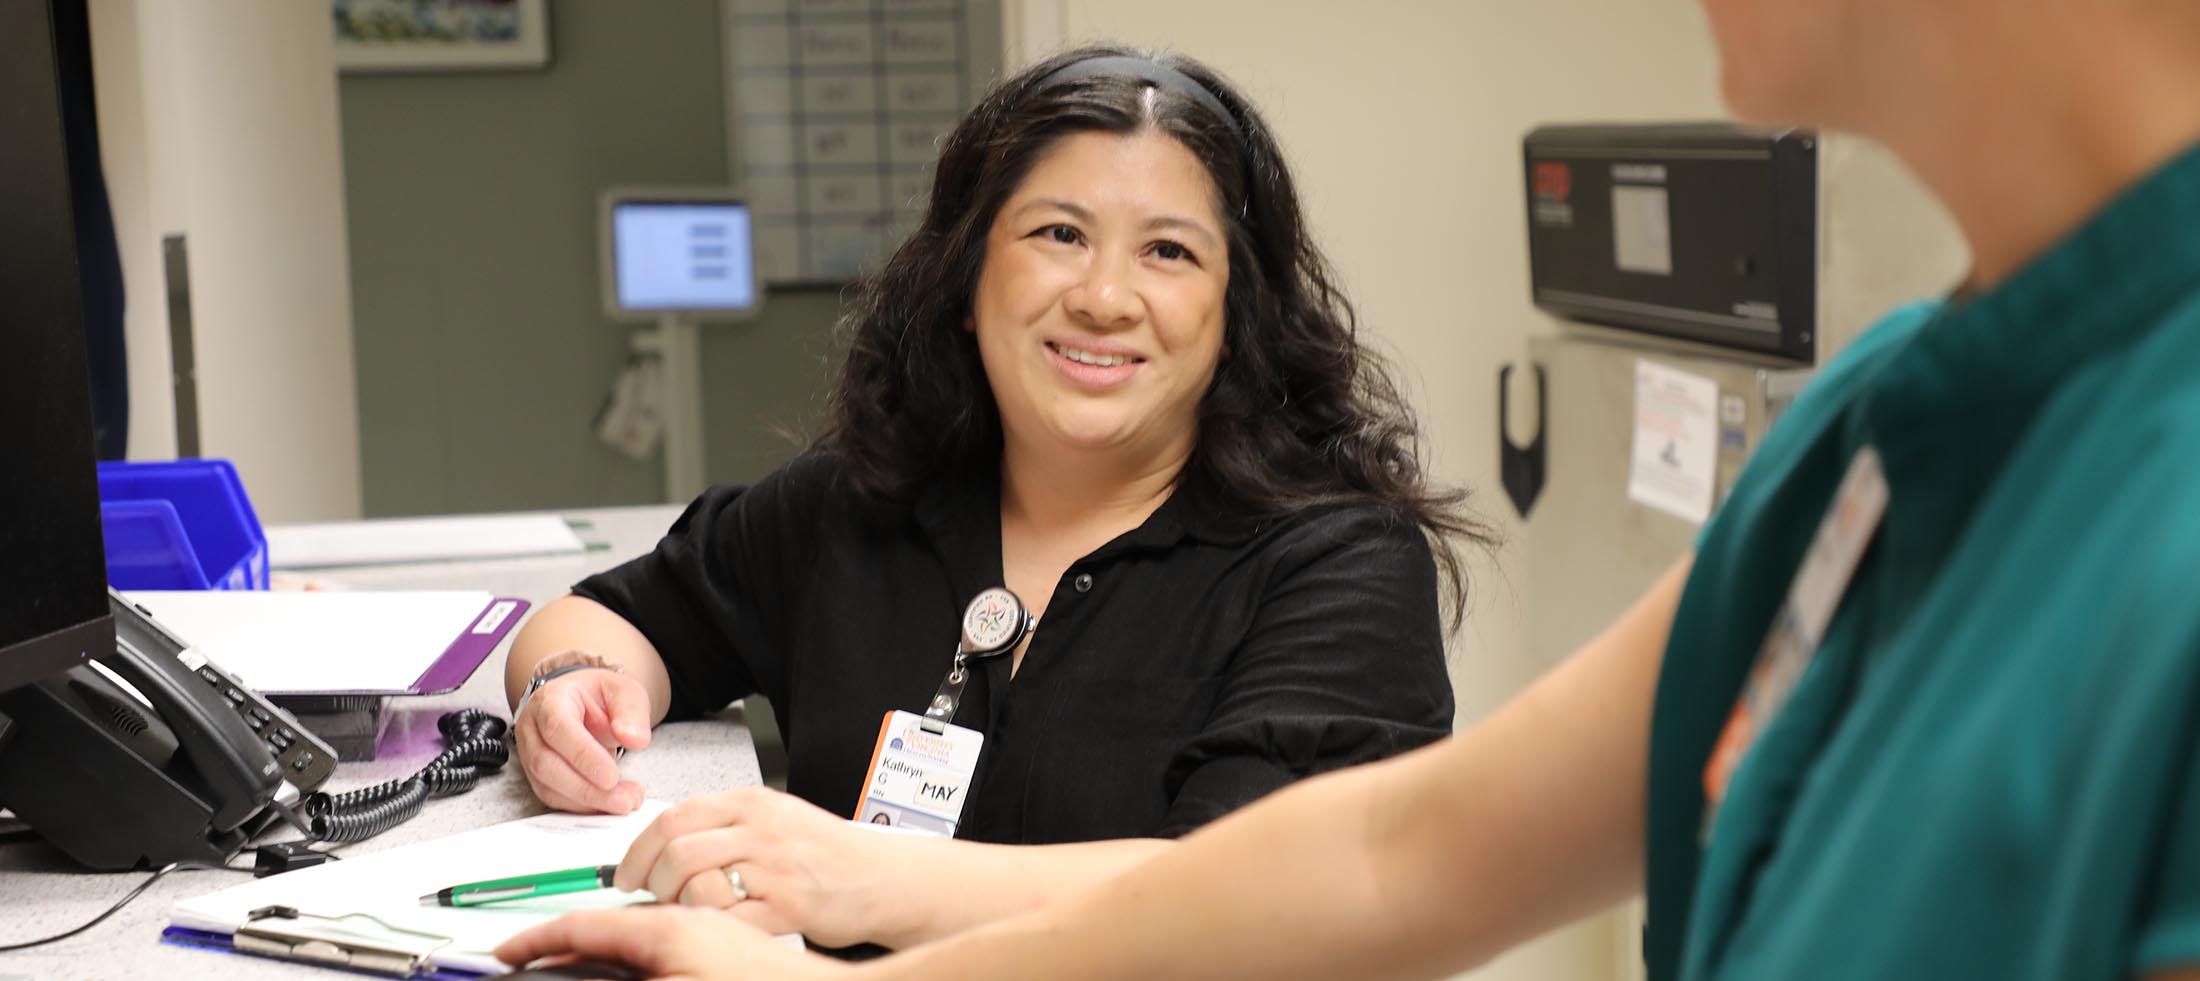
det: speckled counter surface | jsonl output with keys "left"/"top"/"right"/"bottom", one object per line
{"left": 0, "top": 506, "right": 761, "bottom": 981}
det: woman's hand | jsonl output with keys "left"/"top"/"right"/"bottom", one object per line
{"left": 514, "top": 668, "right": 654, "bottom": 814}
{"left": 615, "top": 787, "right": 913, "bottom": 949}
{"left": 494, "top": 906, "right": 853, "bottom": 981}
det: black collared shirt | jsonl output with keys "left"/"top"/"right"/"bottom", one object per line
{"left": 573, "top": 453, "right": 1454, "bottom": 845}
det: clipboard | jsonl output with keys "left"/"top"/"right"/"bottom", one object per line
{"left": 167, "top": 805, "right": 671, "bottom": 977}
{"left": 160, "top": 922, "right": 484, "bottom": 980}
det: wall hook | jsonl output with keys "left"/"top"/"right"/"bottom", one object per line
{"left": 1499, "top": 363, "right": 1547, "bottom": 519}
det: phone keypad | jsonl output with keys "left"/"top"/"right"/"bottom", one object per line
{"left": 189, "top": 662, "right": 336, "bottom": 791}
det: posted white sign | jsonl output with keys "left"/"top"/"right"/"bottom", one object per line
{"left": 1628, "top": 359, "right": 1720, "bottom": 524}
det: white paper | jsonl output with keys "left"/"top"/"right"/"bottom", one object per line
{"left": 172, "top": 804, "right": 670, "bottom": 975}
{"left": 1611, "top": 184, "right": 1673, "bottom": 276}
{"left": 266, "top": 514, "right": 585, "bottom": 570}
{"left": 595, "top": 357, "right": 666, "bottom": 461}
{"left": 124, "top": 590, "right": 497, "bottom": 694}
{"left": 1628, "top": 359, "right": 1720, "bottom": 524}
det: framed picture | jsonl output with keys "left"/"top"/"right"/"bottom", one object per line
{"left": 334, "top": 0, "right": 552, "bottom": 73}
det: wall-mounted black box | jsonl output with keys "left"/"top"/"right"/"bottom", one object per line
{"left": 1525, "top": 123, "right": 1818, "bottom": 363}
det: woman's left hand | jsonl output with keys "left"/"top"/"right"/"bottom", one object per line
{"left": 493, "top": 906, "right": 852, "bottom": 980}
{"left": 614, "top": 786, "right": 913, "bottom": 949}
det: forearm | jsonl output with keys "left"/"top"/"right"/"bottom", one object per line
{"left": 869, "top": 836, "right": 1172, "bottom": 949}
{"left": 505, "top": 594, "right": 675, "bottom": 723}
{"left": 855, "top": 560, "right": 1688, "bottom": 981}
{"left": 871, "top": 736, "right": 1627, "bottom": 981}
{"left": 863, "top": 759, "right": 1436, "bottom": 981}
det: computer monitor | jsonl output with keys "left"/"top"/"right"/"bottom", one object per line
{"left": 598, "top": 189, "right": 763, "bottom": 322}
{"left": 0, "top": 0, "right": 114, "bottom": 695}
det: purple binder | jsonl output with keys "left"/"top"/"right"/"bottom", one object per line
{"left": 404, "top": 596, "right": 529, "bottom": 696}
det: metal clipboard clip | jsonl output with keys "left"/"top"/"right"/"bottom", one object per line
{"left": 234, "top": 905, "right": 452, "bottom": 978}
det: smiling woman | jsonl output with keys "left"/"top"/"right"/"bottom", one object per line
{"left": 498, "top": 43, "right": 1490, "bottom": 959}
{"left": 830, "top": 49, "right": 1488, "bottom": 615}
{"left": 973, "top": 131, "right": 1227, "bottom": 471}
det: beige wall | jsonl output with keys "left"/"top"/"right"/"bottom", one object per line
{"left": 89, "top": 0, "right": 362, "bottom": 522}
{"left": 1017, "top": 2, "right": 1728, "bottom": 978}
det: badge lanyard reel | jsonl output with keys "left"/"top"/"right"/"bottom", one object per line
{"left": 853, "top": 588, "right": 1034, "bottom": 837}
{"left": 923, "top": 587, "right": 1034, "bottom": 734}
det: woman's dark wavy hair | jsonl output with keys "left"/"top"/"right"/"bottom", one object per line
{"left": 818, "top": 43, "right": 1493, "bottom": 624}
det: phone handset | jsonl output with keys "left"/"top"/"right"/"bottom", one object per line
{"left": 94, "top": 621, "right": 280, "bottom": 832}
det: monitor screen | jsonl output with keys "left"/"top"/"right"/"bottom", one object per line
{"left": 0, "top": 0, "right": 113, "bottom": 693}
{"left": 610, "top": 201, "right": 758, "bottom": 314}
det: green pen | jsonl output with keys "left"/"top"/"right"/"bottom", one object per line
{"left": 419, "top": 864, "right": 619, "bottom": 907}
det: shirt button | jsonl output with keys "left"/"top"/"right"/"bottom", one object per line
{"left": 1073, "top": 573, "right": 1093, "bottom": 593}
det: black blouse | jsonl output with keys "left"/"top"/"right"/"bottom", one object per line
{"left": 572, "top": 453, "right": 1455, "bottom": 845}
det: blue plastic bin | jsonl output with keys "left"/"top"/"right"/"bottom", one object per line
{"left": 97, "top": 459, "right": 268, "bottom": 591}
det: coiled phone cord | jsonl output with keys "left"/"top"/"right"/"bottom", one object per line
{"left": 302, "top": 709, "right": 509, "bottom": 843}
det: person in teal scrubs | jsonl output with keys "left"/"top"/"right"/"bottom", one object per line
{"left": 493, "top": 1, "right": 2200, "bottom": 978}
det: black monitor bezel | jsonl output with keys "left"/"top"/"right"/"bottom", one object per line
{"left": 0, "top": 0, "right": 114, "bottom": 695}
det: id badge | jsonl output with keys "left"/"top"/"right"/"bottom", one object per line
{"left": 854, "top": 710, "right": 983, "bottom": 838}
{"left": 1700, "top": 445, "right": 1888, "bottom": 830}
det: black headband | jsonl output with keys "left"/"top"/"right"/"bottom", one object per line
{"left": 1032, "top": 55, "right": 1250, "bottom": 152}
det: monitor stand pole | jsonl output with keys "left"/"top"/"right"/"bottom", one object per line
{"left": 648, "top": 314, "right": 705, "bottom": 504}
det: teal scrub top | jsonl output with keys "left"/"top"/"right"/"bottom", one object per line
{"left": 1645, "top": 139, "right": 2200, "bottom": 981}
